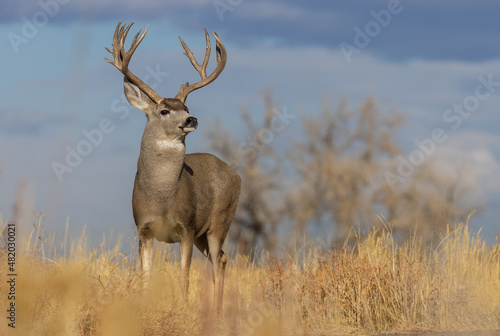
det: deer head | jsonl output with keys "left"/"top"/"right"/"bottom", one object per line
{"left": 104, "top": 21, "right": 227, "bottom": 142}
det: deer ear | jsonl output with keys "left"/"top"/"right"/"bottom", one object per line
{"left": 124, "top": 77, "right": 154, "bottom": 110}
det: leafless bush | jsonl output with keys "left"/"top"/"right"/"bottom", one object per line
{"left": 209, "top": 92, "right": 284, "bottom": 255}
{"left": 209, "top": 94, "right": 479, "bottom": 251}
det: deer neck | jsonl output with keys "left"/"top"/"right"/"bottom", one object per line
{"left": 136, "top": 130, "right": 187, "bottom": 199}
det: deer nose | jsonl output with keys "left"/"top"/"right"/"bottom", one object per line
{"left": 185, "top": 116, "right": 198, "bottom": 128}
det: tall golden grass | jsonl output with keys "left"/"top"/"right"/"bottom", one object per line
{"left": 1, "top": 213, "right": 499, "bottom": 335}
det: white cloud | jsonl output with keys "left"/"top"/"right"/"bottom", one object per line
{"left": 233, "top": 1, "right": 303, "bottom": 20}
{"left": 434, "top": 131, "right": 500, "bottom": 196}
{"left": 74, "top": 0, "right": 210, "bottom": 11}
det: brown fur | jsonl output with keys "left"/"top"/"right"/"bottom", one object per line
{"left": 125, "top": 79, "right": 240, "bottom": 313}
{"left": 106, "top": 22, "right": 237, "bottom": 313}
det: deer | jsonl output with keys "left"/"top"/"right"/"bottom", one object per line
{"left": 105, "top": 21, "right": 240, "bottom": 312}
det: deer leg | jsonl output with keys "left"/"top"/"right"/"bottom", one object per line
{"left": 139, "top": 226, "right": 154, "bottom": 288}
{"left": 179, "top": 239, "right": 193, "bottom": 300}
{"left": 207, "top": 235, "right": 227, "bottom": 314}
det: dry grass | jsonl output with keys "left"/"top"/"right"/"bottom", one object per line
{"left": 0, "top": 216, "right": 499, "bottom": 335}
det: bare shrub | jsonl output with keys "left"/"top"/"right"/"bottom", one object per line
{"left": 210, "top": 94, "right": 479, "bottom": 250}
{"left": 209, "top": 92, "right": 284, "bottom": 255}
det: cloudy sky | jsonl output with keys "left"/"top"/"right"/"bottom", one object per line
{"left": 1, "top": 0, "right": 500, "bottom": 247}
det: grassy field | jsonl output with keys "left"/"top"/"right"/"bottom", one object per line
{"left": 1, "top": 214, "right": 500, "bottom": 335}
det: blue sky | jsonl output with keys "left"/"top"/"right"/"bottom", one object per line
{"left": 1, "top": 0, "right": 500, "bottom": 247}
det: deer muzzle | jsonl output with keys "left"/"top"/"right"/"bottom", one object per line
{"left": 182, "top": 116, "right": 198, "bottom": 132}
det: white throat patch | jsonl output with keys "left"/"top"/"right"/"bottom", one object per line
{"left": 156, "top": 140, "right": 185, "bottom": 151}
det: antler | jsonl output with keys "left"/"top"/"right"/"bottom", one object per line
{"left": 176, "top": 29, "right": 227, "bottom": 103}
{"left": 105, "top": 21, "right": 163, "bottom": 105}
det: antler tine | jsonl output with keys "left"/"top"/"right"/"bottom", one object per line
{"left": 179, "top": 31, "right": 210, "bottom": 78}
{"left": 179, "top": 37, "right": 200, "bottom": 76}
{"left": 213, "top": 32, "right": 224, "bottom": 63}
{"left": 175, "top": 30, "right": 227, "bottom": 103}
{"left": 200, "top": 28, "right": 211, "bottom": 78}
{"left": 105, "top": 21, "right": 163, "bottom": 104}
{"left": 130, "top": 27, "right": 148, "bottom": 56}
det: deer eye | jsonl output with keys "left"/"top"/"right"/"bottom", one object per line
{"left": 160, "top": 110, "right": 170, "bottom": 116}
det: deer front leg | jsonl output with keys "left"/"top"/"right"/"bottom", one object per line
{"left": 139, "top": 226, "right": 154, "bottom": 288}
{"left": 214, "top": 251, "right": 227, "bottom": 314}
{"left": 179, "top": 239, "right": 193, "bottom": 299}
{"left": 207, "top": 235, "right": 227, "bottom": 314}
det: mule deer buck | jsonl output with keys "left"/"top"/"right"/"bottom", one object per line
{"left": 105, "top": 21, "right": 240, "bottom": 311}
